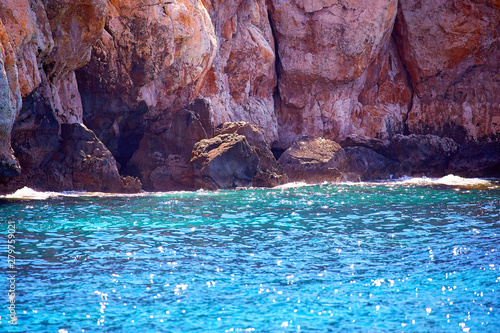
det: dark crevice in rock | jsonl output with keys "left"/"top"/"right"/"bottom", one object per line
{"left": 390, "top": 32, "right": 414, "bottom": 136}
{"left": 267, "top": 8, "right": 282, "bottom": 105}
{"left": 267, "top": 7, "right": 285, "bottom": 149}
{"left": 115, "top": 112, "right": 147, "bottom": 172}
{"left": 271, "top": 146, "right": 285, "bottom": 160}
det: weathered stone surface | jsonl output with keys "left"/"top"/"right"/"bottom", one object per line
{"left": 395, "top": 0, "right": 500, "bottom": 143}
{"left": 191, "top": 133, "right": 259, "bottom": 189}
{"left": 126, "top": 99, "right": 214, "bottom": 191}
{"left": 343, "top": 146, "right": 400, "bottom": 181}
{"left": 42, "top": 0, "right": 107, "bottom": 124}
{"left": 268, "top": 1, "right": 411, "bottom": 148}
{"left": 0, "top": 0, "right": 53, "bottom": 97}
{"left": 382, "top": 134, "right": 459, "bottom": 176}
{"left": 340, "top": 134, "right": 389, "bottom": 154}
{"left": 201, "top": 0, "right": 278, "bottom": 143}
{"left": 77, "top": 0, "right": 217, "bottom": 162}
{"left": 278, "top": 136, "right": 346, "bottom": 183}
{"left": 216, "top": 121, "right": 269, "bottom": 151}
{"left": 215, "top": 121, "right": 287, "bottom": 187}
{"left": 0, "top": 0, "right": 48, "bottom": 179}
{"left": 43, "top": 0, "right": 106, "bottom": 82}
{"left": 58, "top": 123, "right": 141, "bottom": 192}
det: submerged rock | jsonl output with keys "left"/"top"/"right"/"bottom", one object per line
{"left": 278, "top": 136, "right": 346, "bottom": 183}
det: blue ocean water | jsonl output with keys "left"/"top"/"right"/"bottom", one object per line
{"left": 1, "top": 176, "right": 499, "bottom": 332}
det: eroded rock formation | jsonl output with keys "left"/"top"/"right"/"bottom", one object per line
{"left": 200, "top": 0, "right": 278, "bottom": 143}
{"left": 0, "top": 0, "right": 499, "bottom": 193}
{"left": 191, "top": 133, "right": 260, "bottom": 189}
{"left": 77, "top": 0, "right": 217, "bottom": 168}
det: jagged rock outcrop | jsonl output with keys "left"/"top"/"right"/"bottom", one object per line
{"left": 278, "top": 136, "right": 346, "bottom": 183}
{"left": 215, "top": 121, "right": 287, "bottom": 187}
{"left": 0, "top": 88, "right": 140, "bottom": 193}
{"left": 191, "top": 133, "right": 260, "bottom": 189}
{"left": 126, "top": 98, "right": 214, "bottom": 191}
{"left": 57, "top": 123, "right": 141, "bottom": 192}
{"left": 0, "top": 0, "right": 140, "bottom": 193}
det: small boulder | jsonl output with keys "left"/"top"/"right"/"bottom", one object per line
{"left": 191, "top": 134, "right": 259, "bottom": 189}
{"left": 278, "top": 136, "right": 346, "bottom": 183}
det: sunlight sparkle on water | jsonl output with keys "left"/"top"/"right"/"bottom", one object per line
{"left": 1, "top": 178, "right": 499, "bottom": 332}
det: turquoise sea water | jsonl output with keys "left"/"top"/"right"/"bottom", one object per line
{"left": 1, "top": 176, "right": 500, "bottom": 332}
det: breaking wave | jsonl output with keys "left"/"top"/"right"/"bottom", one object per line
{"left": 1, "top": 175, "right": 498, "bottom": 200}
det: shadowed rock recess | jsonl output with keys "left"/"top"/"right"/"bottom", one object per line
{"left": 0, "top": 0, "right": 499, "bottom": 193}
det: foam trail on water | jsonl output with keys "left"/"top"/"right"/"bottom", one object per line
{"left": 2, "top": 187, "right": 58, "bottom": 200}
{"left": 393, "top": 175, "right": 495, "bottom": 187}
{"left": 273, "top": 182, "right": 312, "bottom": 190}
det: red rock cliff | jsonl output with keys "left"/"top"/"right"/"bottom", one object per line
{"left": 0, "top": 0, "right": 499, "bottom": 192}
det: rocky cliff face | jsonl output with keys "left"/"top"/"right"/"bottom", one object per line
{"left": 396, "top": 0, "right": 500, "bottom": 143}
{"left": 0, "top": 0, "right": 499, "bottom": 193}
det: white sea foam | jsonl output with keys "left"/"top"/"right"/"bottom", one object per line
{"left": 389, "top": 175, "right": 497, "bottom": 188}
{"left": 276, "top": 175, "right": 498, "bottom": 190}
{"left": 0, "top": 187, "right": 148, "bottom": 200}
{"left": 2, "top": 187, "right": 58, "bottom": 200}
{"left": 1, "top": 175, "right": 497, "bottom": 200}
{"left": 273, "top": 181, "right": 312, "bottom": 189}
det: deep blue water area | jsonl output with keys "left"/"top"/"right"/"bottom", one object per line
{"left": 1, "top": 177, "right": 499, "bottom": 332}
